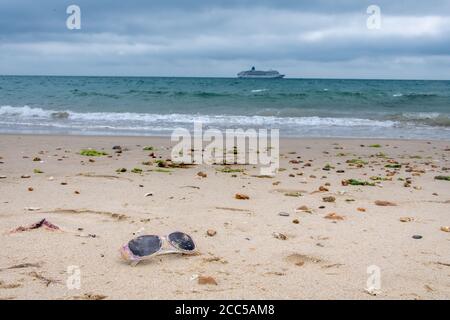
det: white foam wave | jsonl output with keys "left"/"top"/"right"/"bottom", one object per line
{"left": 0, "top": 105, "right": 396, "bottom": 128}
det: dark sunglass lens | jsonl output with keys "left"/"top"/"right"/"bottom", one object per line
{"left": 128, "top": 235, "right": 161, "bottom": 257}
{"left": 168, "top": 232, "right": 195, "bottom": 251}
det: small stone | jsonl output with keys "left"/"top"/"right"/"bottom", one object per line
{"left": 272, "top": 232, "right": 287, "bottom": 240}
{"left": 197, "top": 171, "right": 207, "bottom": 178}
{"left": 399, "top": 217, "right": 413, "bottom": 222}
{"left": 21, "top": 175, "right": 31, "bottom": 179}
{"left": 412, "top": 235, "right": 422, "bottom": 239}
{"left": 357, "top": 207, "right": 366, "bottom": 212}
{"left": 440, "top": 226, "right": 450, "bottom": 233}
{"left": 74, "top": 191, "right": 80, "bottom": 195}
{"left": 324, "top": 212, "right": 345, "bottom": 220}
{"left": 375, "top": 200, "right": 397, "bottom": 206}
{"left": 61, "top": 182, "right": 68, "bottom": 185}
{"left": 32, "top": 157, "right": 41, "bottom": 162}
{"left": 322, "top": 196, "right": 336, "bottom": 203}
{"left": 235, "top": 193, "right": 249, "bottom": 200}
{"left": 292, "top": 219, "right": 300, "bottom": 224}
{"left": 145, "top": 193, "right": 153, "bottom": 197}
{"left": 206, "top": 229, "right": 217, "bottom": 237}
{"left": 0, "top": 175, "right": 6, "bottom": 179}
{"left": 198, "top": 276, "right": 218, "bottom": 285}
{"left": 319, "top": 186, "right": 329, "bottom": 192}
{"left": 278, "top": 212, "right": 290, "bottom": 217}
{"left": 28, "top": 187, "right": 34, "bottom": 192}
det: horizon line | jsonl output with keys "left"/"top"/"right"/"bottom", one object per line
{"left": 0, "top": 74, "right": 449, "bottom": 81}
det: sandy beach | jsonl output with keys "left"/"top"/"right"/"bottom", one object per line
{"left": 0, "top": 134, "right": 449, "bottom": 300}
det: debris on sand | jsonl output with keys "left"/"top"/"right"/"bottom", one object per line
{"left": 9, "top": 219, "right": 60, "bottom": 233}
{"left": 399, "top": 217, "right": 414, "bottom": 222}
{"left": 375, "top": 200, "right": 397, "bottom": 206}
{"left": 357, "top": 207, "right": 366, "bottom": 212}
{"left": 0, "top": 281, "right": 21, "bottom": 289}
{"left": 285, "top": 253, "right": 322, "bottom": 267}
{"left": 296, "top": 205, "right": 312, "bottom": 213}
{"left": 206, "top": 229, "right": 217, "bottom": 237}
{"left": 70, "top": 293, "right": 107, "bottom": 300}
{"left": 440, "top": 226, "right": 450, "bottom": 233}
{"left": 412, "top": 235, "right": 423, "bottom": 240}
{"left": 272, "top": 232, "right": 287, "bottom": 240}
{"left": 28, "top": 271, "right": 60, "bottom": 286}
{"left": 198, "top": 276, "right": 218, "bottom": 285}
{"left": 278, "top": 212, "right": 290, "bottom": 217}
{"left": 0, "top": 262, "right": 42, "bottom": 271}
{"left": 324, "top": 213, "right": 345, "bottom": 220}
{"left": 24, "top": 207, "right": 41, "bottom": 211}
{"left": 235, "top": 193, "right": 249, "bottom": 200}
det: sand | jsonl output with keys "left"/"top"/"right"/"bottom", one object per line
{"left": 0, "top": 134, "right": 449, "bottom": 300}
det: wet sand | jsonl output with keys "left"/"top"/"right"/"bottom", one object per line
{"left": 0, "top": 134, "right": 449, "bottom": 300}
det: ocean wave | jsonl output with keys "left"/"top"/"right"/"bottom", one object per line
{"left": 0, "top": 105, "right": 397, "bottom": 128}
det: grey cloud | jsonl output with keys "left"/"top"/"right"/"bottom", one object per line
{"left": 0, "top": 1, "right": 449, "bottom": 79}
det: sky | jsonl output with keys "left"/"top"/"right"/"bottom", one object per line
{"left": 0, "top": 0, "right": 450, "bottom": 79}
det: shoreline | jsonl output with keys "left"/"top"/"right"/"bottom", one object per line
{"left": 0, "top": 134, "right": 449, "bottom": 299}
{"left": 1, "top": 132, "right": 449, "bottom": 143}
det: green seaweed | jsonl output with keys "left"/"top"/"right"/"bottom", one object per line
{"left": 143, "top": 146, "right": 155, "bottom": 151}
{"left": 33, "top": 169, "right": 43, "bottom": 174}
{"left": 153, "top": 168, "right": 172, "bottom": 173}
{"left": 131, "top": 168, "right": 143, "bottom": 174}
{"left": 79, "top": 149, "right": 108, "bottom": 157}
{"left": 217, "top": 167, "right": 244, "bottom": 173}
{"left": 345, "top": 179, "right": 375, "bottom": 186}
{"left": 346, "top": 159, "right": 368, "bottom": 165}
{"left": 369, "top": 144, "right": 382, "bottom": 148}
{"left": 435, "top": 176, "right": 450, "bottom": 181}
{"left": 385, "top": 164, "right": 401, "bottom": 169}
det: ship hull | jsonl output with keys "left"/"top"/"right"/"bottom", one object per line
{"left": 237, "top": 74, "right": 285, "bottom": 79}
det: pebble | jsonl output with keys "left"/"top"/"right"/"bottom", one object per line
{"left": 440, "top": 226, "right": 450, "bottom": 233}
{"left": 197, "top": 171, "right": 207, "bottom": 178}
{"left": 278, "top": 212, "right": 290, "bottom": 217}
{"left": 322, "top": 196, "right": 336, "bottom": 203}
{"left": 272, "top": 232, "right": 287, "bottom": 240}
{"left": 235, "top": 193, "right": 249, "bottom": 200}
{"left": 412, "top": 235, "right": 423, "bottom": 239}
{"left": 0, "top": 175, "right": 6, "bottom": 179}
{"left": 206, "top": 229, "right": 217, "bottom": 237}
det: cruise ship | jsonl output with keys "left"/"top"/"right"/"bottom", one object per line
{"left": 237, "top": 67, "right": 285, "bottom": 79}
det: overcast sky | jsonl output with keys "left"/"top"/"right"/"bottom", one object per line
{"left": 0, "top": 0, "right": 449, "bottom": 79}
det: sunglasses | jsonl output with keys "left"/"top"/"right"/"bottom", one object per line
{"left": 120, "top": 231, "right": 197, "bottom": 266}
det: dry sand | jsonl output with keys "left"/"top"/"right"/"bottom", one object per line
{"left": 0, "top": 134, "right": 449, "bottom": 300}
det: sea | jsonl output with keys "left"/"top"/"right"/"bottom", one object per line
{"left": 1, "top": 75, "right": 450, "bottom": 140}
